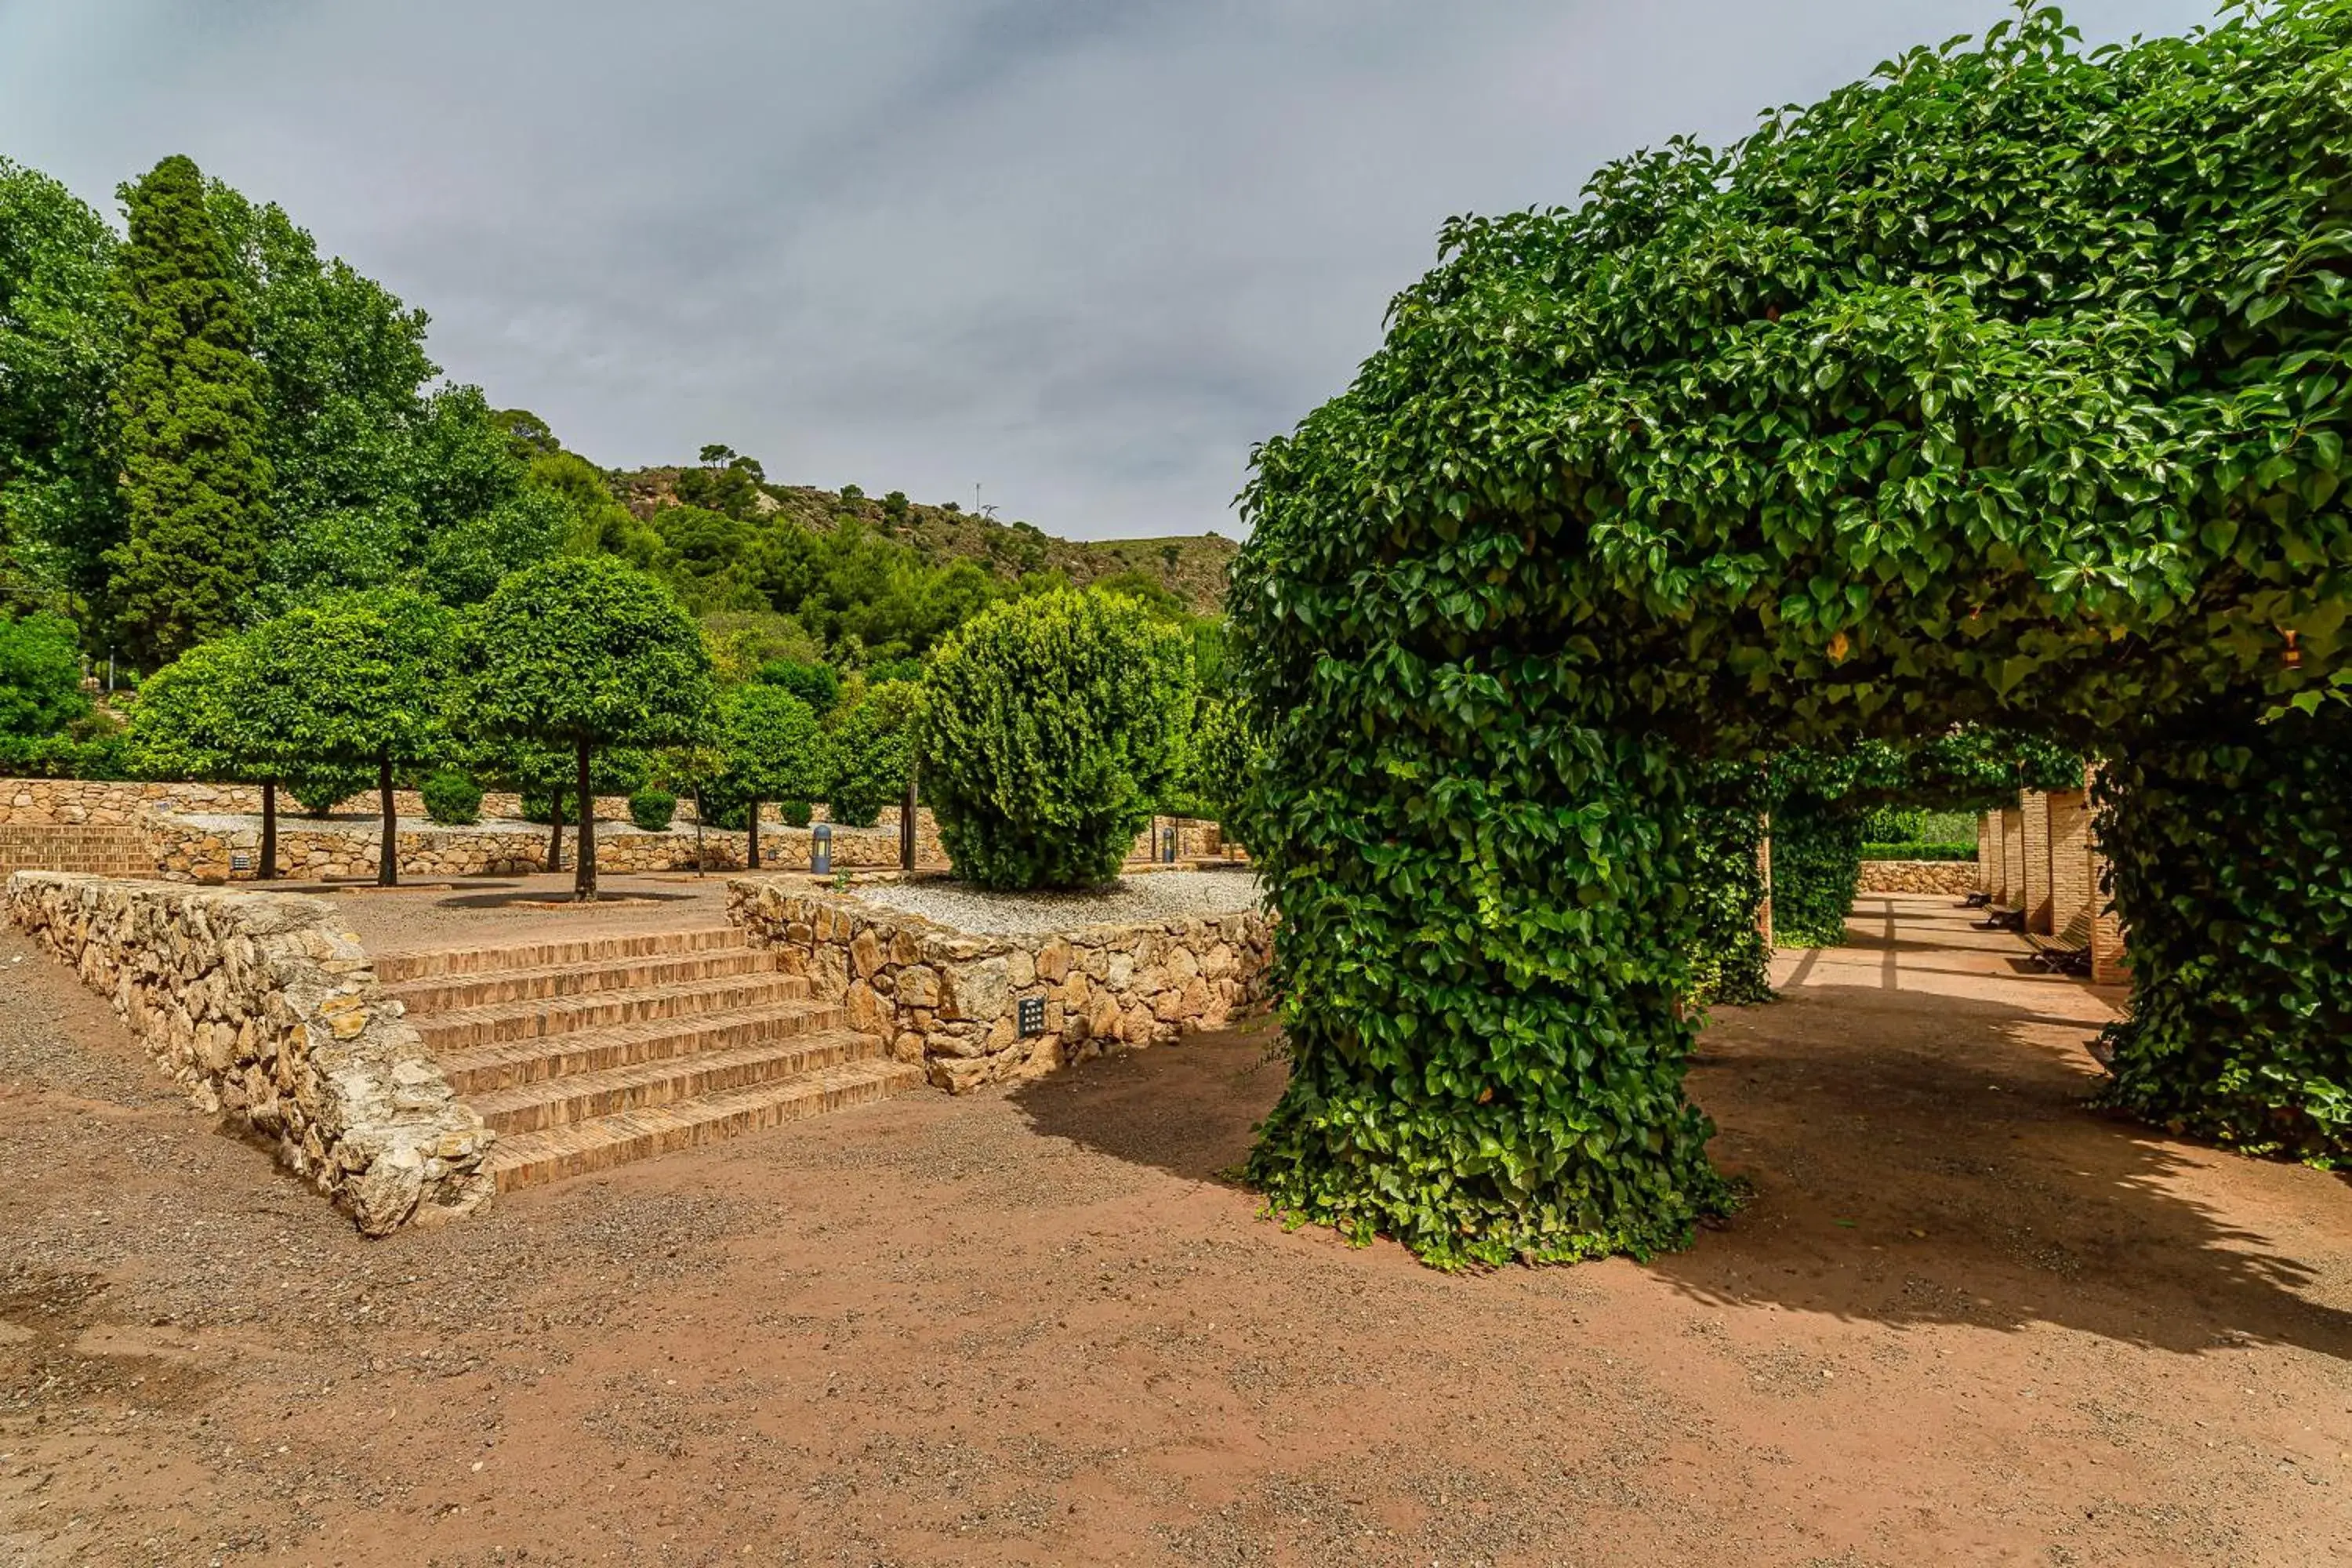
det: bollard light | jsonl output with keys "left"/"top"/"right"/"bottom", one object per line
{"left": 811, "top": 822, "right": 832, "bottom": 875}
{"left": 1161, "top": 825, "right": 1178, "bottom": 864}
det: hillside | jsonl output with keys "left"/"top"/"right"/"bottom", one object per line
{"left": 611, "top": 467, "right": 1238, "bottom": 613}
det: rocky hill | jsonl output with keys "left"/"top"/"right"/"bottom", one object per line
{"left": 611, "top": 467, "right": 1238, "bottom": 613}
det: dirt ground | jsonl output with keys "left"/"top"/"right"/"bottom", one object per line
{"left": 2, "top": 892, "right": 2348, "bottom": 1566}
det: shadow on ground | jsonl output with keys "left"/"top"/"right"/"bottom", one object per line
{"left": 1009, "top": 965, "right": 2352, "bottom": 1361}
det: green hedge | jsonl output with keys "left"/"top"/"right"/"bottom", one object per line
{"left": 1860, "top": 841, "right": 1975, "bottom": 862}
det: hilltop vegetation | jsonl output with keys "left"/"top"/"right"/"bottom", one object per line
{"left": 611, "top": 464, "right": 1236, "bottom": 614}
{"left": 0, "top": 154, "right": 1234, "bottom": 696}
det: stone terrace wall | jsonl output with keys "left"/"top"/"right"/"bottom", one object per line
{"left": 4, "top": 871, "right": 493, "bottom": 1233}
{"left": 3, "top": 780, "right": 1230, "bottom": 883}
{"left": 728, "top": 883, "right": 1273, "bottom": 1094}
{"left": 1857, "top": 860, "right": 1980, "bottom": 897}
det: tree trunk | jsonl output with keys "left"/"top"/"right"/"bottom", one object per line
{"left": 693, "top": 786, "right": 706, "bottom": 877}
{"left": 900, "top": 768, "right": 917, "bottom": 871}
{"left": 574, "top": 738, "right": 597, "bottom": 902}
{"left": 376, "top": 754, "right": 397, "bottom": 887}
{"left": 747, "top": 799, "right": 762, "bottom": 870}
{"left": 546, "top": 787, "right": 564, "bottom": 873}
{"left": 259, "top": 779, "right": 278, "bottom": 880}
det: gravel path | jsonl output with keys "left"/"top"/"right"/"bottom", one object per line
{"left": 4, "top": 895, "right": 2348, "bottom": 1564}
{"left": 853, "top": 868, "right": 1264, "bottom": 935}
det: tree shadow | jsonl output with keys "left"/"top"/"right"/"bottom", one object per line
{"left": 1664, "top": 978, "right": 2352, "bottom": 1359}
{"left": 1008, "top": 983, "right": 2352, "bottom": 1362}
{"left": 1006, "top": 1022, "right": 1286, "bottom": 1186}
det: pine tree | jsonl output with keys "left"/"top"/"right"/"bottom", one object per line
{"left": 105, "top": 154, "right": 270, "bottom": 666}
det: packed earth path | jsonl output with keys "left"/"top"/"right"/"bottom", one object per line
{"left": 2, "top": 891, "right": 2349, "bottom": 1566}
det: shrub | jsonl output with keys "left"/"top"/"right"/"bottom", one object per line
{"left": 919, "top": 588, "right": 1192, "bottom": 890}
{"left": 421, "top": 770, "right": 484, "bottom": 826}
{"left": 755, "top": 658, "right": 841, "bottom": 715}
{"left": 628, "top": 787, "right": 677, "bottom": 832}
{"left": 0, "top": 609, "right": 90, "bottom": 740}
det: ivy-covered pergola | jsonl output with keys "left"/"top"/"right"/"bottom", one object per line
{"left": 1229, "top": 4, "right": 2352, "bottom": 1268}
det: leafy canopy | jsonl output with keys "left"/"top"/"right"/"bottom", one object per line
{"left": 1232, "top": 3, "right": 2352, "bottom": 1266}
{"left": 459, "top": 556, "right": 714, "bottom": 751}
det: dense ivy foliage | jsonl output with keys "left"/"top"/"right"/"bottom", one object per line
{"left": 2095, "top": 717, "right": 2352, "bottom": 1163}
{"left": 920, "top": 589, "right": 1192, "bottom": 891}
{"left": 1231, "top": 6, "right": 2352, "bottom": 1265}
{"left": 1770, "top": 799, "right": 1868, "bottom": 949}
{"left": 1686, "top": 765, "right": 1773, "bottom": 1006}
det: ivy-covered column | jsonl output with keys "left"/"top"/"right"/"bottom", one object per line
{"left": 1686, "top": 763, "right": 1774, "bottom": 1005}
{"left": 1241, "top": 659, "right": 1729, "bottom": 1269}
{"left": 2096, "top": 712, "right": 2352, "bottom": 1163}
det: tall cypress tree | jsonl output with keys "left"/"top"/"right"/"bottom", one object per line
{"left": 106, "top": 154, "right": 270, "bottom": 666}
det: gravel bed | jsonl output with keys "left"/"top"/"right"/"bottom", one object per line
{"left": 851, "top": 868, "right": 1264, "bottom": 936}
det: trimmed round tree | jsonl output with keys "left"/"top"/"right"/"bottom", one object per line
{"left": 242, "top": 589, "right": 449, "bottom": 886}
{"left": 717, "top": 683, "right": 828, "bottom": 869}
{"left": 126, "top": 632, "right": 285, "bottom": 879}
{"left": 460, "top": 557, "right": 713, "bottom": 900}
{"left": 920, "top": 589, "right": 1192, "bottom": 891}
{"left": 824, "top": 678, "right": 920, "bottom": 828}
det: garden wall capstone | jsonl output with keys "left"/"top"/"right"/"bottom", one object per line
{"left": 726, "top": 881, "right": 1273, "bottom": 1093}
{"left": 3, "top": 870, "right": 494, "bottom": 1233}
{"left": 1857, "top": 859, "right": 1981, "bottom": 896}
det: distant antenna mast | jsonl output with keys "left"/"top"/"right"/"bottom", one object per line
{"left": 974, "top": 481, "right": 982, "bottom": 514}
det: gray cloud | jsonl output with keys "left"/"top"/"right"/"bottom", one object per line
{"left": 1, "top": 0, "right": 2222, "bottom": 539}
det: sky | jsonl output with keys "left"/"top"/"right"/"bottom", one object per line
{"left": 1, "top": 1, "right": 2223, "bottom": 542}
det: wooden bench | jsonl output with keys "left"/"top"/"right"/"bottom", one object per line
{"left": 2023, "top": 907, "right": 2095, "bottom": 975}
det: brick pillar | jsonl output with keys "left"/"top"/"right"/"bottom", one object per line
{"left": 1976, "top": 813, "right": 1996, "bottom": 896}
{"left": 2047, "top": 789, "right": 2093, "bottom": 940}
{"left": 1999, "top": 808, "right": 2026, "bottom": 910}
{"left": 2021, "top": 789, "right": 2055, "bottom": 934}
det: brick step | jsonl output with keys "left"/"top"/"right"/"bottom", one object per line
{"left": 381, "top": 947, "right": 775, "bottom": 1011}
{"left": 486, "top": 1057, "right": 925, "bottom": 1192}
{"left": 0, "top": 860, "right": 156, "bottom": 875}
{"left": 405, "top": 972, "right": 815, "bottom": 1051}
{"left": 436, "top": 1001, "right": 851, "bottom": 1094}
{"left": 373, "top": 926, "right": 746, "bottom": 983}
{"left": 467, "top": 1029, "right": 883, "bottom": 1134}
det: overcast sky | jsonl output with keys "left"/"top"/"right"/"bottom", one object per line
{"left": 2, "top": 1, "right": 2221, "bottom": 541}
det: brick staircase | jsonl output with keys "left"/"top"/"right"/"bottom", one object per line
{"left": 376, "top": 926, "right": 923, "bottom": 1192}
{"left": 0, "top": 823, "right": 156, "bottom": 878}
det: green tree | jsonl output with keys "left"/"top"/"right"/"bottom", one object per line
{"left": 0, "top": 159, "right": 121, "bottom": 618}
{"left": 754, "top": 657, "right": 840, "bottom": 715}
{"left": 919, "top": 589, "right": 1192, "bottom": 890}
{"left": 1171, "top": 695, "right": 1261, "bottom": 840}
{"left": 105, "top": 155, "right": 272, "bottom": 666}
{"left": 0, "top": 608, "right": 89, "bottom": 739}
{"left": 459, "top": 557, "right": 713, "bottom": 899}
{"left": 717, "top": 684, "right": 828, "bottom": 868}
{"left": 125, "top": 632, "right": 289, "bottom": 877}
{"left": 825, "top": 679, "right": 920, "bottom": 828}
{"left": 242, "top": 589, "right": 449, "bottom": 885}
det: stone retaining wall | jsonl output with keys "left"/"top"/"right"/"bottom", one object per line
{"left": 1857, "top": 859, "right": 1981, "bottom": 896}
{"left": 727, "top": 882, "right": 1273, "bottom": 1094}
{"left": 4, "top": 871, "right": 493, "bottom": 1233}
{"left": 2, "top": 779, "right": 1229, "bottom": 884}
